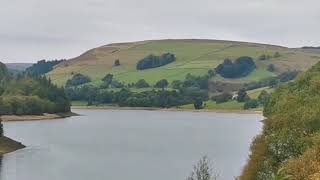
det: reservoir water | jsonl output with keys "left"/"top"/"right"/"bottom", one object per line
{"left": 1, "top": 109, "right": 263, "bottom": 180}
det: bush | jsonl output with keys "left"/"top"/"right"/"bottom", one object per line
{"left": 211, "top": 92, "right": 232, "bottom": 104}
{"left": 66, "top": 73, "right": 91, "bottom": 86}
{"left": 215, "top": 56, "right": 256, "bottom": 78}
{"left": 136, "top": 53, "right": 176, "bottom": 70}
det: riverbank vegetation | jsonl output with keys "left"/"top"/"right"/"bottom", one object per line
{"left": 240, "top": 61, "right": 320, "bottom": 179}
{"left": 0, "top": 62, "right": 71, "bottom": 115}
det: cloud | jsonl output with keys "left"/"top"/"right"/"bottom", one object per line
{"left": 0, "top": 0, "right": 319, "bottom": 62}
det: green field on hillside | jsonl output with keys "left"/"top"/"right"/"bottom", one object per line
{"left": 47, "top": 39, "right": 320, "bottom": 87}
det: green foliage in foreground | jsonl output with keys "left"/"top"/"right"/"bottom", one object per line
{"left": 240, "top": 62, "right": 320, "bottom": 179}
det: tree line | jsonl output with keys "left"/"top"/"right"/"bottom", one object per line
{"left": 66, "top": 73, "right": 209, "bottom": 108}
{"left": 240, "top": 61, "right": 320, "bottom": 179}
{"left": 25, "top": 59, "right": 65, "bottom": 76}
{"left": 0, "top": 62, "right": 70, "bottom": 115}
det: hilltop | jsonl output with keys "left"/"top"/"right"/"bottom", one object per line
{"left": 47, "top": 39, "right": 320, "bottom": 87}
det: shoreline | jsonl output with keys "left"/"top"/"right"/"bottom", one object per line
{"left": 0, "top": 136, "right": 25, "bottom": 155}
{"left": 72, "top": 105, "right": 262, "bottom": 114}
{"left": 1, "top": 112, "right": 78, "bottom": 122}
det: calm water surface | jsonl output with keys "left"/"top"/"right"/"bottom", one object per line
{"left": 1, "top": 109, "right": 263, "bottom": 180}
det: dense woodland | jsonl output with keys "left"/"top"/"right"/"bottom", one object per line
{"left": 240, "top": 62, "right": 320, "bottom": 179}
{"left": 0, "top": 62, "right": 70, "bottom": 115}
{"left": 136, "top": 53, "right": 176, "bottom": 70}
{"left": 25, "top": 59, "right": 65, "bottom": 76}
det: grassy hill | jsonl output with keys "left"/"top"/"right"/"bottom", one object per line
{"left": 47, "top": 39, "right": 320, "bottom": 86}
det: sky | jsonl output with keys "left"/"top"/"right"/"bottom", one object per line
{"left": 1, "top": 0, "right": 320, "bottom": 63}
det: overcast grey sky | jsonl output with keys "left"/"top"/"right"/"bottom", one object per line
{"left": 1, "top": 0, "right": 319, "bottom": 63}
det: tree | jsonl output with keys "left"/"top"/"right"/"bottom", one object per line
{"left": 66, "top": 73, "right": 91, "bottom": 87}
{"left": 135, "top": 79, "right": 150, "bottom": 88}
{"left": 114, "top": 59, "right": 120, "bottom": 66}
{"left": 101, "top": 73, "right": 113, "bottom": 88}
{"left": 186, "top": 156, "right": 218, "bottom": 180}
{"left": 171, "top": 80, "right": 182, "bottom": 89}
{"left": 194, "top": 98, "right": 203, "bottom": 109}
{"left": 267, "top": 64, "right": 275, "bottom": 72}
{"left": 237, "top": 88, "right": 249, "bottom": 102}
{"left": 155, "top": 79, "right": 169, "bottom": 89}
{"left": 110, "top": 80, "right": 124, "bottom": 88}
{"left": 244, "top": 99, "right": 259, "bottom": 109}
{"left": 24, "top": 59, "right": 65, "bottom": 76}
{"left": 208, "top": 69, "right": 215, "bottom": 78}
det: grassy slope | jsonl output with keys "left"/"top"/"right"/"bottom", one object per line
{"left": 47, "top": 39, "right": 320, "bottom": 86}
